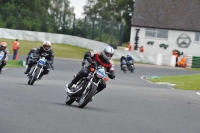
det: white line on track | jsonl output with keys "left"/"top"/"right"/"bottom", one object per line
{"left": 141, "top": 75, "right": 176, "bottom": 89}
{"left": 196, "top": 92, "right": 200, "bottom": 96}
{"left": 141, "top": 76, "right": 153, "bottom": 83}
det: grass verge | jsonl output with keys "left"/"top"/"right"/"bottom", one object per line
{"left": 147, "top": 74, "right": 200, "bottom": 90}
{"left": 0, "top": 38, "right": 89, "bottom": 59}
{"left": 5, "top": 60, "right": 24, "bottom": 68}
{"left": 186, "top": 68, "right": 200, "bottom": 71}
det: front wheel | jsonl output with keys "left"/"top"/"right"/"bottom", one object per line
{"left": 29, "top": 68, "right": 40, "bottom": 85}
{"left": 28, "top": 78, "right": 31, "bottom": 84}
{"left": 65, "top": 95, "right": 75, "bottom": 105}
{"left": 129, "top": 66, "right": 135, "bottom": 73}
{"left": 78, "top": 84, "right": 97, "bottom": 108}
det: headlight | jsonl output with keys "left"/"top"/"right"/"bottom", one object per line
{"left": 96, "top": 69, "right": 106, "bottom": 78}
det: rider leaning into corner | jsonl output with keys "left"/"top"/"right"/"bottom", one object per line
{"left": 24, "top": 41, "right": 54, "bottom": 80}
{"left": 25, "top": 48, "right": 37, "bottom": 65}
{"left": 126, "top": 54, "right": 134, "bottom": 66}
{"left": 120, "top": 54, "right": 127, "bottom": 70}
{"left": 0, "top": 42, "right": 8, "bottom": 74}
{"left": 67, "top": 45, "right": 116, "bottom": 96}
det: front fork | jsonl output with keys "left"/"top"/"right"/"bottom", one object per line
{"left": 82, "top": 79, "right": 100, "bottom": 95}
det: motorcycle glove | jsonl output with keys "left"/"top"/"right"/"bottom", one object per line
{"left": 86, "top": 57, "right": 93, "bottom": 64}
{"left": 108, "top": 73, "right": 115, "bottom": 79}
{"left": 47, "top": 61, "right": 53, "bottom": 64}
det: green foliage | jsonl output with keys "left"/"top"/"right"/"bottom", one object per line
{"left": 0, "top": 0, "right": 74, "bottom": 32}
{"left": 0, "top": 0, "right": 131, "bottom": 45}
{"left": 83, "top": 0, "right": 134, "bottom": 42}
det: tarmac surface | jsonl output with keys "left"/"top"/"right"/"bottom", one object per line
{"left": 1, "top": 56, "right": 200, "bottom": 133}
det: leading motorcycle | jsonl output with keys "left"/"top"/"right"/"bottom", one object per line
{"left": 65, "top": 64, "right": 109, "bottom": 108}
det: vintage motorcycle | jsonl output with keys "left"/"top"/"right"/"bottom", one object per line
{"left": 0, "top": 51, "right": 5, "bottom": 65}
{"left": 65, "top": 64, "right": 109, "bottom": 108}
{"left": 27, "top": 57, "right": 54, "bottom": 85}
{"left": 121, "top": 60, "right": 128, "bottom": 73}
{"left": 127, "top": 60, "right": 135, "bottom": 73}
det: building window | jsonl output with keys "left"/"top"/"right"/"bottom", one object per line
{"left": 145, "top": 28, "right": 168, "bottom": 39}
{"left": 195, "top": 32, "right": 200, "bottom": 41}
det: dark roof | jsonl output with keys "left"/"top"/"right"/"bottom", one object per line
{"left": 132, "top": 0, "right": 200, "bottom": 32}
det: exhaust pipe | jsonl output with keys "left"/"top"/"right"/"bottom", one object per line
{"left": 65, "top": 84, "right": 83, "bottom": 95}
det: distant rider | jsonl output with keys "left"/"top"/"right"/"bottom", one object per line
{"left": 25, "top": 48, "right": 37, "bottom": 65}
{"left": 67, "top": 45, "right": 115, "bottom": 96}
{"left": 126, "top": 54, "right": 134, "bottom": 67}
{"left": 120, "top": 54, "right": 127, "bottom": 70}
{"left": 24, "top": 41, "right": 54, "bottom": 79}
{"left": 0, "top": 42, "right": 8, "bottom": 74}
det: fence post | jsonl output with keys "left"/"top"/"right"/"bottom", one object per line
{"left": 99, "top": 18, "right": 102, "bottom": 41}
{"left": 83, "top": 16, "right": 87, "bottom": 38}
{"left": 110, "top": 21, "right": 114, "bottom": 44}
{"left": 72, "top": 14, "right": 76, "bottom": 35}
{"left": 92, "top": 17, "right": 94, "bottom": 39}
{"left": 119, "top": 23, "right": 124, "bottom": 46}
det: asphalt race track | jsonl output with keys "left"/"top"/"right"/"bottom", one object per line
{"left": 1, "top": 56, "right": 200, "bottom": 133}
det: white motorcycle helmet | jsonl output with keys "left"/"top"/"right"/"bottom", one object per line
{"left": 0, "top": 42, "right": 7, "bottom": 50}
{"left": 43, "top": 41, "right": 51, "bottom": 51}
{"left": 101, "top": 45, "right": 114, "bottom": 61}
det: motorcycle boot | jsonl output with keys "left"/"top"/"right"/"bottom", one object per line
{"left": 0, "top": 65, "right": 4, "bottom": 74}
{"left": 24, "top": 67, "right": 31, "bottom": 74}
{"left": 38, "top": 73, "right": 43, "bottom": 80}
{"left": 67, "top": 72, "right": 83, "bottom": 90}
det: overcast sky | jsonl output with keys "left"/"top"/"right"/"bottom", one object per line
{"left": 69, "top": 0, "right": 87, "bottom": 18}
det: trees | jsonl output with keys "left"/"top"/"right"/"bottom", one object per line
{"left": 0, "top": 0, "right": 133, "bottom": 44}
{"left": 0, "top": 0, "right": 74, "bottom": 33}
{"left": 83, "top": 0, "right": 134, "bottom": 42}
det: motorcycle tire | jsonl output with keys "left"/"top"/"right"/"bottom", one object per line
{"left": 29, "top": 68, "right": 40, "bottom": 85}
{"left": 78, "top": 84, "right": 97, "bottom": 108}
{"left": 65, "top": 95, "right": 75, "bottom": 105}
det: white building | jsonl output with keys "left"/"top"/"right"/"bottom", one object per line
{"left": 130, "top": 0, "right": 200, "bottom": 56}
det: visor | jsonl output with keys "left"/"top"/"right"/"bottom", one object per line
{"left": 105, "top": 52, "right": 112, "bottom": 58}
{"left": 44, "top": 45, "right": 50, "bottom": 50}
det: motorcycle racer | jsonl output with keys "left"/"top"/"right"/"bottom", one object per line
{"left": 67, "top": 45, "right": 115, "bottom": 95}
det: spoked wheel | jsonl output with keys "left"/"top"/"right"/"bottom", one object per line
{"left": 29, "top": 68, "right": 40, "bottom": 85}
{"left": 28, "top": 79, "right": 31, "bottom": 84}
{"left": 78, "top": 86, "right": 97, "bottom": 108}
{"left": 65, "top": 95, "right": 75, "bottom": 105}
{"left": 27, "top": 73, "right": 32, "bottom": 85}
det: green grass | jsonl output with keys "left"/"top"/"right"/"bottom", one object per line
{"left": 0, "top": 38, "right": 89, "bottom": 59}
{"left": 186, "top": 68, "right": 200, "bottom": 71}
{"left": 147, "top": 74, "right": 200, "bottom": 90}
{"left": 5, "top": 60, "right": 24, "bottom": 68}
